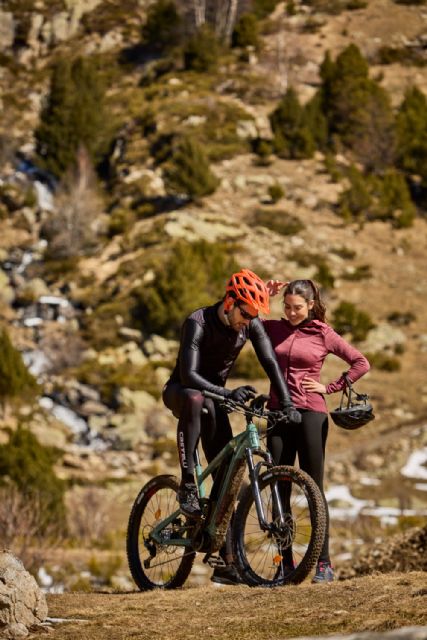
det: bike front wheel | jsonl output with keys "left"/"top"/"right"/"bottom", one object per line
{"left": 233, "top": 465, "right": 326, "bottom": 586}
{"left": 126, "top": 475, "right": 195, "bottom": 590}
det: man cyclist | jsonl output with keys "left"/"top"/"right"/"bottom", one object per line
{"left": 162, "top": 268, "right": 301, "bottom": 584}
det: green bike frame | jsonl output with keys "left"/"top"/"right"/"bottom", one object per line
{"left": 148, "top": 403, "right": 284, "bottom": 551}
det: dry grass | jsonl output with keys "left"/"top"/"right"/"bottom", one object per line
{"left": 46, "top": 572, "right": 427, "bottom": 640}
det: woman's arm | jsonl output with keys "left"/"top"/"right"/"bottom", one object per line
{"left": 322, "top": 327, "right": 370, "bottom": 394}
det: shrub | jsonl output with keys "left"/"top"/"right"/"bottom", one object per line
{"left": 332, "top": 301, "right": 375, "bottom": 342}
{"left": 377, "top": 46, "right": 426, "bottom": 67}
{"left": 268, "top": 183, "right": 285, "bottom": 203}
{"left": 331, "top": 245, "right": 356, "bottom": 259}
{"left": 108, "top": 207, "right": 136, "bottom": 237}
{"left": 371, "top": 170, "right": 416, "bottom": 228}
{"left": 142, "top": 0, "right": 182, "bottom": 51}
{"left": 131, "top": 240, "right": 239, "bottom": 338}
{"left": 365, "top": 351, "right": 401, "bottom": 371}
{"left": 315, "top": 261, "right": 335, "bottom": 289}
{"left": 232, "top": 13, "right": 260, "bottom": 50}
{"left": 253, "top": 208, "right": 305, "bottom": 235}
{"left": 75, "top": 360, "right": 163, "bottom": 405}
{"left": 341, "top": 264, "right": 372, "bottom": 281}
{"left": 252, "top": 0, "right": 281, "bottom": 17}
{"left": 252, "top": 138, "right": 274, "bottom": 165}
{"left": 163, "top": 135, "right": 219, "bottom": 200}
{"left": 80, "top": 299, "right": 133, "bottom": 350}
{"left": 337, "top": 166, "right": 416, "bottom": 228}
{"left": 337, "top": 165, "right": 372, "bottom": 222}
{"left": 0, "top": 427, "right": 66, "bottom": 533}
{"left": 0, "top": 326, "right": 38, "bottom": 411}
{"left": 183, "top": 25, "right": 221, "bottom": 73}
{"left": 387, "top": 311, "right": 416, "bottom": 326}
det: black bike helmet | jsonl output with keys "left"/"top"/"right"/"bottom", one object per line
{"left": 330, "top": 374, "right": 375, "bottom": 430}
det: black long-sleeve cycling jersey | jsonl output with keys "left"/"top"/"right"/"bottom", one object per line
{"left": 167, "top": 301, "right": 293, "bottom": 406}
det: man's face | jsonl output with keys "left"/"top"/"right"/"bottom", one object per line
{"left": 228, "top": 302, "right": 258, "bottom": 332}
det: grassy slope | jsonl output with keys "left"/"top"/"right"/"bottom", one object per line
{"left": 46, "top": 572, "right": 427, "bottom": 640}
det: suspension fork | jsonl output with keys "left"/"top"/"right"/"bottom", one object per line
{"left": 246, "top": 448, "right": 285, "bottom": 531}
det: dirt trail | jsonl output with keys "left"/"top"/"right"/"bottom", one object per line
{"left": 45, "top": 572, "right": 427, "bottom": 640}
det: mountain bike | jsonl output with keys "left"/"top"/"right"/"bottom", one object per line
{"left": 126, "top": 391, "right": 326, "bottom": 589}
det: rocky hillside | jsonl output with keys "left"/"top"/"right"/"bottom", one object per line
{"left": 0, "top": 0, "right": 427, "bottom": 591}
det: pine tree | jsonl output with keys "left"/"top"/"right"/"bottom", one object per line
{"left": 318, "top": 45, "right": 395, "bottom": 170}
{"left": 396, "top": 86, "right": 427, "bottom": 184}
{"left": 35, "top": 59, "right": 75, "bottom": 178}
{"left": 164, "top": 135, "right": 219, "bottom": 200}
{"left": 231, "top": 13, "right": 260, "bottom": 49}
{"left": 36, "top": 56, "right": 108, "bottom": 178}
{"left": 0, "top": 326, "right": 38, "bottom": 412}
{"left": 270, "top": 87, "right": 315, "bottom": 159}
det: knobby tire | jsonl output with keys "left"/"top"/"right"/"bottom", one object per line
{"left": 233, "top": 465, "right": 326, "bottom": 586}
{"left": 126, "top": 475, "right": 195, "bottom": 590}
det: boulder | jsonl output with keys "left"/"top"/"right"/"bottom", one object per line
{"left": 0, "top": 550, "right": 48, "bottom": 638}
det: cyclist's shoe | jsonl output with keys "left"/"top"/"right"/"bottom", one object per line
{"left": 211, "top": 565, "right": 244, "bottom": 586}
{"left": 177, "top": 482, "right": 202, "bottom": 519}
{"left": 312, "top": 561, "right": 334, "bottom": 583}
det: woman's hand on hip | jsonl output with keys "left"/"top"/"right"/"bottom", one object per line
{"left": 301, "top": 377, "right": 326, "bottom": 394}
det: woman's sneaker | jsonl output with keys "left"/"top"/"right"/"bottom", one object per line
{"left": 177, "top": 482, "right": 202, "bottom": 519}
{"left": 312, "top": 561, "right": 334, "bottom": 583}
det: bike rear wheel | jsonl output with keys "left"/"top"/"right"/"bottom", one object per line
{"left": 126, "top": 475, "right": 195, "bottom": 590}
{"left": 233, "top": 465, "right": 326, "bottom": 586}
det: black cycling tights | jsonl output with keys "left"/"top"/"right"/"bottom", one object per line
{"left": 267, "top": 409, "right": 331, "bottom": 564}
{"left": 162, "top": 382, "right": 234, "bottom": 562}
{"left": 162, "top": 382, "right": 232, "bottom": 482}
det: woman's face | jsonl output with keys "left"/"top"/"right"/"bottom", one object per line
{"left": 284, "top": 293, "right": 314, "bottom": 326}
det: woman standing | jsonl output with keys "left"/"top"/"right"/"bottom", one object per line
{"left": 264, "top": 279, "right": 370, "bottom": 583}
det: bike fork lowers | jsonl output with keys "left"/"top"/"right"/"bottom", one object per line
{"left": 246, "top": 448, "right": 285, "bottom": 530}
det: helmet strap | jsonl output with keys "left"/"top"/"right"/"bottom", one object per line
{"left": 223, "top": 295, "right": 234, "bottom": 313}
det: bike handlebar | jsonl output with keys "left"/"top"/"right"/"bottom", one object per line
{"left": 202, "top": 390, "right": 289, "bottom": 426}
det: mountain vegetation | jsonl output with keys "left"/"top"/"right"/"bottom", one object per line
{"left": 0, "top": 0, "right": 426, "bottom": 601}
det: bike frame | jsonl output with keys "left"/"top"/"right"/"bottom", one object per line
{"left": 149, "top": 404, "right": 284, "bottom": 549}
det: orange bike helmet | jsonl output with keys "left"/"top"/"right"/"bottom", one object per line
{"left": 226, "top": 269, "right": 270, "bottom": 315}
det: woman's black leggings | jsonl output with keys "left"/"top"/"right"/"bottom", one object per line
{"left": 267, "top": 409, "right": 330, "bottom": 563}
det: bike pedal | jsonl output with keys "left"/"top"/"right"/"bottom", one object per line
{"left": 203, "top": 554, "right": 227, "bottom": 569}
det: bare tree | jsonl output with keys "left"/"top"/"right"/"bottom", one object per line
{"left": 192, "top": 0, "right": 206, "bottom": 27}
{"left": 179, "top": 0, "right": 244, "bottom": 42}
{"left": 213, "top": 0, "right": 239, "bottom": 42}
{"left": 0, "top": 486, "right": 61, "bottom": 572}
{"left": 45, "top": 146, "right": 104, "bottom": 259}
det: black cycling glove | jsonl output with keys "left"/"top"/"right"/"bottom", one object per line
{"left": 229, "top": 385, "right": 257, "bottom": 403}
{"left": 281, "top": 403, "right": 302, "bottom": 424}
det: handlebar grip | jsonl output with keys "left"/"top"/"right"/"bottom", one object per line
{"left": 202, "top": 390, "right": 227, "bottom": 403}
